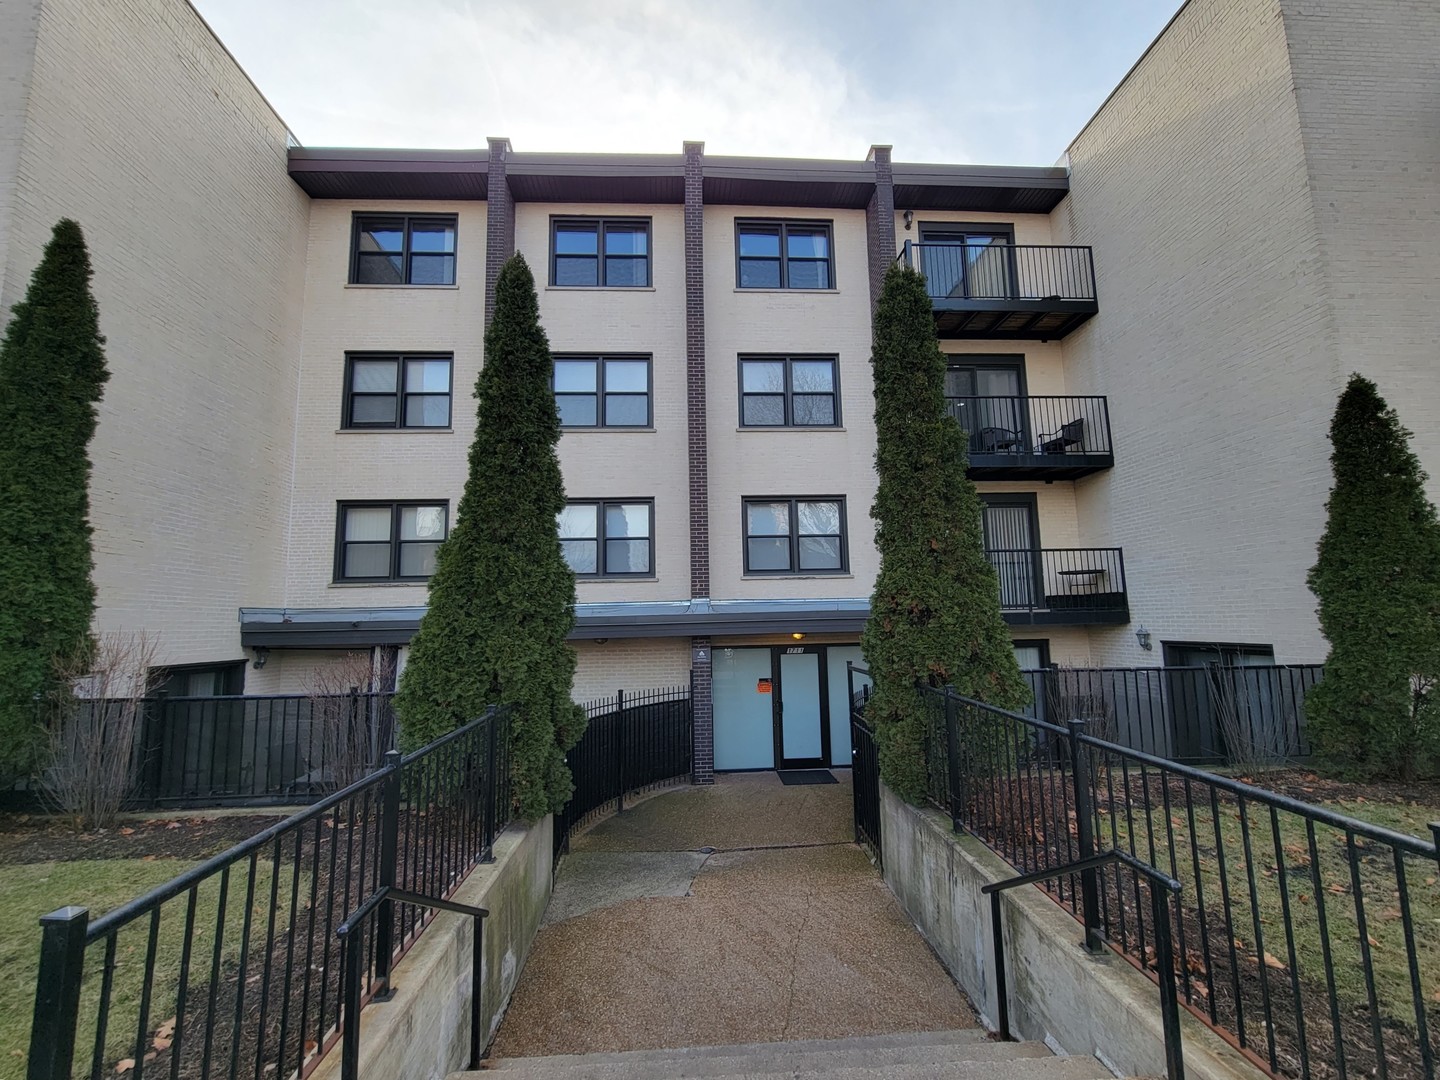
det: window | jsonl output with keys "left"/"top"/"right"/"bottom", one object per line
{"left": 553, "top": 356, "right": 651, "bottom": 427}
{"left": 736, "top": 220, "right": 833, "bottom": 289}
{"left": 336, "top": 503, "right": 448, "bottom": 582}
{"left": 152, "top": 661, "right": 245, "bottom": 698}
{"left": 739, "top": 356, "right": 839, "bottom": 427}
{"left": 351, "top": 215, "right": 457, "bottom": 285}
{"left": 744, "top": 498, "right": 846, "bottom": 574}
{"left": 344, "top": 354, "right": 453, "bottom": 429}
{"left": 550, "top": 218, "right": 651, "bottom": 287}
{"left": 558, "top": 501, "right": 653, "bottom": 576}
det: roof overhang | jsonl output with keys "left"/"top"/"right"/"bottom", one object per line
{"left": 286, "top": 146, "right": 1069, "bottom": 212}
{"left": 239, "top": 599, "right": 871, "bottom": 648}
{"left": 287, "top": 148, "right": 490, "bottom": 200}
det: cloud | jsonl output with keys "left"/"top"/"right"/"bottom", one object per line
{"left": 194, "top": 0, "right": 1179, "bottom": 165}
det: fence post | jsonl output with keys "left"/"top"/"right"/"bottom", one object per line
{"left": 483, "top": 707, "right": 499, "bottom": 863}
{"left": 27, "top": 906, "right": 88, "bottom": 1080}
{"left": 374, "top": 749, "right": 401, "bottom": 993}
{"left": 1066, "top": 719, "right": 1105, "bottom": 953}
{"left": 340, "top": 925, "right": 364, "bottom": 1080}
{"left": 614, "top": 689, "right": 625, "bottom": 815}
{"left": 943, "top": 690, "right": 964, "bottom": 833}
{"left": 468, "top": 913, "right": 486, "bottom": 1069}
{"left": 1151, "top": 884, "right": 1186, "bottom": 1080}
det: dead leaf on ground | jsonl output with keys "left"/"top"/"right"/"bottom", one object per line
{"left": 118, "top": 827, "right": 136, "bottom": 836}
{"left": 116, "top": 1059, "right": 135, "bottom": 1075}
{"left": 1264, "top": 952, "right": 1286, "bottom": 970}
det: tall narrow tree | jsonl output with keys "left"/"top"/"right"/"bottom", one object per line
{"left": 1306, "top": 373, "right": 1440, "bottom": 780}
{"left": 393, "top": 254, "right": 584, "bottom": 816}
{"left": 0, "top": 219, "right": 110, "bottom": 777}
{"left": 861, "top": 262, "right": 1028, "bottom": 802}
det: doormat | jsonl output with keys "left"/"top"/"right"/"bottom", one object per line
{"left": 777, "top": 770, "right": 838, "bottom": 785}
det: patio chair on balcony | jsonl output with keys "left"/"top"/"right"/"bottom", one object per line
{"left": 1037, "top": 417, "right": 1085, "bottom": 455}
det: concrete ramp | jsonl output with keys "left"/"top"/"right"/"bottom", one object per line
{"left": 462, "top": 1030, "right": 1116, "bottom": 1080}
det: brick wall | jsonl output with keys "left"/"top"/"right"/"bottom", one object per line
{"left": 1280, "top": 0, "right": 1440, "bottom": 494}
{"left": 570, "top": 638, "right": 693, "bottom": 703}
{"left": 3, "top": 0, "right": 311, "bottom": 667}
{"left": 284, "top": 199, "right": 483, "bottom": 610}
{"left": 1055, "top": 0, "right": 1335, "bottom": 667}
{"left": 0, "top": 0, "right": 40, "bottom": 296}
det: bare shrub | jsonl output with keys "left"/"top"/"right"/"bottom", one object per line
{"left": 304, "top": 651, "right": 388, "bottom": 789}
{"left": 42, "top": 631, "right": 161, "bottom": 831}
{"left": 1044, "top": 666, "right": 1118, "bottom": 741}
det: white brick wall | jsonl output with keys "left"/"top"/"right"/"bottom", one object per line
{"left": 1054, "top": 0, "right": 1337, "bottom": 667}
{"left": 284, "top": 199, "right": 483, "bottom": 609}
{"left": 4, "top": 0, "right": 310, "bottom": 668}
{"left": 0, "top": 0, "right": 40, "bottom": 297}
{"left": 1280, "top": 0, "right": 1440, "bottom": 492}
{"left": 517, "top": 202, "right": 690, "bottom": 604}
{"left": 705, "top": 205, "right": 877, "bottom": 601}
{"left": 571, "top": 638, "right": 693, "bottom": 703}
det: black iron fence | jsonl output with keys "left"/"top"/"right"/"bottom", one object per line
{"left": 1021, "top": 665, "right": 1324, "bottom": 765}
{"left": 847, "top": 665, "right": 882, "bottom": 864}
{"left": 902, "top": 242, "right": 1097, "bottom": 302}
{"left": 945, "top": 396, "right": 1112, "bottom": 459}
{"left": 27, "top": 705, "right": 512, "bottom": 1080}
{"left": 987, "top": 547, "right": 1128, "bottom": 619}
{"left": 554, "top": 685, "right": 693, "bottom": 857}
{"left": 916, "top": 683, "right": 1439, "bottom": 1080}
{"left": 132, "top": 692, "right": 396, "bottom": 807}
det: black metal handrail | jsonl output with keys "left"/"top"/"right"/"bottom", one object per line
{"left": 897, "top": 240, "right": 1097, "bottom": 302}
{"left": 983, "top": 850, "right": 1185, "bottom": 1080}
{"left": 27, "top": 705, "right": 512, "bottom": 1080}
{"left": 918, "top": 684, "right": 1440, "bottom": 1080}
{"left": 335, "top": 886, "right": 488, "bottom": 1080}
{"left": 945, "top": 396, "right": 1112, "bottom": 457}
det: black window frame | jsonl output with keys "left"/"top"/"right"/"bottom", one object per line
{"left": 735, "top": 219, "right": 835, "bottom": 290}
{"left": 549, "top": 217, "right": 652, "bottom": 288}
{"left": 552, "top": 355, "right": 653, "bottom": 428}
{"left": 558, "top": 499, "right": 655, "bottom": 578}
{"left": 742, "top": 496, "right": 848, "bottom": 575}
{"left": 334, "top": 501, "right": 450, "bottom": 583}
{"left": 342, "top": 353, "right": 454, "bottom": 430}
{"left": 737, "top": 355, "right": 841, "bottom": 428}
{"left": 349, "top": 214, "right": 458, "bottom": 286}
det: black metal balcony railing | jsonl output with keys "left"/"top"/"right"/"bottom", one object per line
{"left": 898, "top": 240, "right": 1098, "bottom": 339}
{"left": 945, "top": 395, "right": 1113, "bottom": 479}
{"left": 987, "top": 547, "right": 1128, "bottom": 624}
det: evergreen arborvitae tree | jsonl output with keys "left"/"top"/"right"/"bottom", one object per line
{"left": 860, "top": 262, "right": 1028, "bottom": 802}
{"left": 0, "top": 219, "right": 110, "bottom": 778}
{"left": 392, "top": 254, "right": 584, "bottom": 817}
{"left": 1306, "top": 373, "right": 1440, "bottom": 780}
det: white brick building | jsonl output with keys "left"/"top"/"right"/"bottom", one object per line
{"left": 1, "top": 0, "right": 1436, "bottom": 773}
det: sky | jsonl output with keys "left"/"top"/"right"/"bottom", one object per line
{"left": 191, "top": 0, "right": 1184, "bottom": 166}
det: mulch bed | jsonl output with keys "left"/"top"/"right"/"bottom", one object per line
{"left": 0, "top": 812, "right": 291, "bottom": 865}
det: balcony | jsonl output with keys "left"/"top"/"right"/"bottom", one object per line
{"left": 947, "top": 395, "right": 1113, "bottom": 479}
{"left": 988, "top": 548, "right": 1129, "bottom": 625}
{"left": 898, "top": 240, "right": 1098, "bottom": 339}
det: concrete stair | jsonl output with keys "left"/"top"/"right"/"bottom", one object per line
{"left": 461, "top": 1029, "right": 1118, "bottom": 1079}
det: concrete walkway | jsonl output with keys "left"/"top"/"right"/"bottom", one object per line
{"left": 490, "top": 772, "right": 977, "bottom": 1060}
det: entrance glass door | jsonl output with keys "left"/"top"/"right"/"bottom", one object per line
{"left": 776, "top": 647, "right": 830, "bottom": 770}
{"left": 945, "top": 363, "right": 1025, "bottom": 454}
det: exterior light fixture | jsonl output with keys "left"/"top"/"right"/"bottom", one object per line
{"left": 251, "top": 646, "right": 270, "bottom": 669}
{"left": 593, "top": 638, "right": 608, "bottom": 645}
{"left": 791, "top": 632, "right": 805, "bottom": 641}
{"left": 1135, "top": 625, "right": 1153, "bottom": 652}
{"left": 903, "top": 209, "right": 914, "bottom": 231}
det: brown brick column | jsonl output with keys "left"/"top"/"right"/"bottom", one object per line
{"left": 485, "top": 136, "right": 515, "bottom": 327}
{"left": 865, "top": 144, "right": 895, "bottom": 314}
{"left": 684, "top": 140, "right": 714, "bottom": 784}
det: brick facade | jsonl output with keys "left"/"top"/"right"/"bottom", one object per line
{"left": 864, "top": 144, "right": 894, "bottom": 314}
{"left": 484, "top": 136, "right": 515, "bottom": 327}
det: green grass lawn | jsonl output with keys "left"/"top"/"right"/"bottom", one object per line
{"left": 0, "top": 859, "right": 280, "bottom": 1080}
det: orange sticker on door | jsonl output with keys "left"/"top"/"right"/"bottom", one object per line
{"left": 756, "top": 678, "right": 773, "bottom": 694}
